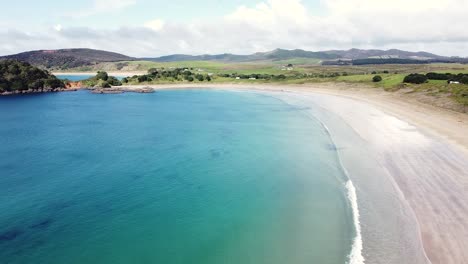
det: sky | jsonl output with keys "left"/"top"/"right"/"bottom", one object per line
{"left": 1, "top": 0, "right": 468, "bottom": 57}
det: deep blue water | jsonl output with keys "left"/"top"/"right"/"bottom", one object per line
{"left": 0, "top": 90, "right": 353, "bottom": 264}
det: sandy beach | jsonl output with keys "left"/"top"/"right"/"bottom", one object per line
{"left": 121, "top": 83, "right": 468, "bottom": 264}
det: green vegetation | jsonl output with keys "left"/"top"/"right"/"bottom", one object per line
{"left": 0, "top": 59, "right": 65, "bottom": 93}
{"left": 426, "top": 72, "right": 468, "bottom": 84}
{"left": 452, "top": 86, "right": 468, "bottom": 112}
{"left": 81, "top": 71, "right": 122, "bottom": 88}
{"left": 372, "top": 75, "right": 382, "bottom": 82}
{"left": 1, "top": 49, "right": 135, "bottom": 70}
{"left": 352, "top": 58, "right": 430, "bottom": 65}
{"left": 124, "top": 68, "right": 213, "bottom": 84}
{"left": 403, "top": 74, "right": 428, "bottom": 84}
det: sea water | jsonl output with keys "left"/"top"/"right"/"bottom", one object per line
{"left": 0, "top": 90, "right": 355, "bottom": 264}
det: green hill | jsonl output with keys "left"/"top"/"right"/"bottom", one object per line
{"left": 0, "top": 59, "right": 65, "bottom": 93}
{"left": 0, "top": 49, "right": 135, "bottom": 70}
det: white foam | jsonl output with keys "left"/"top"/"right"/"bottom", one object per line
{"left": 318, "top": 123, "right": 365, "bottom": 264}
{"left": 346, "top": 180, "right": 365, "bottom": 264}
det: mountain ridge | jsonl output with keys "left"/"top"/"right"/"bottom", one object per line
{"left": 1, "top": 48, "right": 463, "bottom": 69}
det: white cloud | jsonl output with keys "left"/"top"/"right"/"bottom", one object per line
{"left": 1, "top": 0, "right": 468, "bottom": 57}
{"left": 144, "top": 19, "right": 165, "bottom": 31}
{"left": 54, "top": 24, "right": 63, "bottom": 32}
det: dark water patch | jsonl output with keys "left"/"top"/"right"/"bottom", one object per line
{"left": 29, "top": 219, "right": 53, "bottom": 230}
{"left": 0, "top": 229, "right": 23, "bottom": 243}
{"left": 164, "top": 173, "right": 194, "bottom": 187}
{"left": 210, "top": 149, "right": 221, "bottom": 158}
{"left": 0, "top": 163, "right": 16, "bottom": 171}
{"left": 46, "top": 200, "right": 76, "bottom": 212}
{"left": 129, "top": 173, "right": 143, "bottom": 180}
{"left": 209, "top": 148, "right": 229, "bottom": 159}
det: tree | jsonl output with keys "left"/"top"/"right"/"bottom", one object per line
{"left": 372, "top": 75, "right": 383, "bottom": 82}
{"left": 29, "top": 80, "right": 45, "bottom": 90}
{"left": 107, "top": 76, "right": 122, "bottom": 86}
{"left": 137, "top": 75, "right": 148, "bottom": 83}
{"left": 96, "top": 71, "right": 109, "bottom": 81}
{"left": 206, "top": 76, "right": 212, "bottom": 81}
{"left": 195, "top": 74, "right": 204, "bottom": 81}
{"left": 187, "top": 76, "right": 194, "bottom": 82}
{"left": 45, "top": 78, "right": 65, "bottom": 89}
{"left": 148, "top": 68, "right": 158, "bottom": 75}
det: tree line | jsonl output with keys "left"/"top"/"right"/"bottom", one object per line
{"left": 122, "top": 68, "right": 212, "bottom": 84}
{"left": 0, "top": 59, "right": 65, "bottom": 93}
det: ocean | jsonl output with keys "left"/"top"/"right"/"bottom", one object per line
{"left": 0, "top": 90, "right": 357, "bottom": 264}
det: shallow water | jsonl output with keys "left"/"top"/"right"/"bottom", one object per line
{"left": 0, "top": 90, "right": 355, "bottom": 264}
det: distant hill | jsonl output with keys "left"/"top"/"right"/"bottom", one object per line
{"left": 2, "top": 48, "right": 465, "bottom": 68}
{"left": 322, "top": 48, "right": 445, "bottom": 60}
{"left": 145, "top": 48, "right": 459, "bottom": 64}
{"left": 0, "top": 49, "right": 135, "bottom": 69}
{"left": 146, "top": 49, "right": 339, "bottom": 62}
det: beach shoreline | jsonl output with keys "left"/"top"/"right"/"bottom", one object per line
{"left": 120, "top": 83, "right": 468, "bottom": 264}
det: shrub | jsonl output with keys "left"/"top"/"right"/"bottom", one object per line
{"left": 403, "top": 74, "right": 428, "bottom": 84}
{"left": 96, "top": 71, "right": 108, "bottom": 81}
{"left": 137, "top": 75, "right": 148, "bottom": 83}
{"left": 461, "top": 76, "right": 468, "bottom": 85}
{"left": 372, "top": 75, "right": 383, "bottom": 82}
{"left": 195, "top": 74, "right": 204, "bottom": 81}
{"left": 426, "top": 72, "right": 451, "bottom": 80}
{"left": 100, "top": 81, "right": 111, "bottom": 88}
{"left": 371, "top": 71, "right": 377, "bottom": 74}
{"left": 107, "top": 76, "right": 122, "bottom": 86}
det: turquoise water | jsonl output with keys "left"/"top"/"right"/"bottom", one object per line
{"left": 56, "top": 75, "right": 125, "bottom": 81}
{"left": 0, "top": 90, "right": 354, "bottom": 264}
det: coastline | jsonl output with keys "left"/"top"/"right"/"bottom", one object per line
{"left": 2, "top": 82, "right": 467, "bottom": 263}
{"left": 120, "top": 83, "right": 468, "bottom": 263}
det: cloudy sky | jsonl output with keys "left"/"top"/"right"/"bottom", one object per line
{"left": 1, "top": 0, "right": 468, "bottom": 57}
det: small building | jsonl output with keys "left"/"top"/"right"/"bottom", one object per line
{"left": 450, "top": 81, "right": 460, "bottom": 84}
{"left": 235, "top": 77, "right": 241, "bottom": 80}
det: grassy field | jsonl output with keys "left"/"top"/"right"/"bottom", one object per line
{"left": 62, "top": 60, "right": 468, "bottom": 112}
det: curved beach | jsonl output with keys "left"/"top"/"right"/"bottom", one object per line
{"left": 122, "top": 83, "right": 468, "bottom": 264}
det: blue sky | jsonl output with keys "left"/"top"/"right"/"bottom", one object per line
{"left": 1, "top": 0, "right": 468, "bottom": 57}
